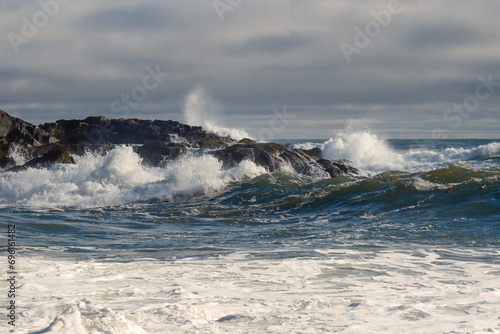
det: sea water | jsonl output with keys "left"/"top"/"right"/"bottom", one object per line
{"left": 1, "top": 133, "right": 499, "bottom": 333}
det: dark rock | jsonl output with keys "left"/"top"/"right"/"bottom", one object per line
{"left": 7, "top": 148, "right": 75, "bottom": 172}
{"left": 0, "top": 110, "right": 57, "bottom": 146}
{"left": 211, "top": 142, "right": 359, "bottom": 178}
{"left": 35, "top": 148, "right": 75, "bottom": 165}
{"left": 33, "top": 127, "right": 59, "bottom": 145}
{"left": 0, "top": 144, "right": 10, "bottom": 165}
{"left": 316, "top": 158, "right": 359, "bottom": 177}
{"left": 298, "top": 147, "right": 322, "bottom": 160}
{"left": 211, "top": 142, "right": 317, "bottom": 172}
{"left": 0, "top": 109, "right": 360, "bottom": 179}
{"left": 197, "top": 136, "right": 232, "bottom": 149}
{"left": 39, "top": 116, "right": 232, "bottom": 151}
{"left": 238, "top": 138, "right": 258, "bottom": 146}
{"left": 136, "top": 140, "right": 188, "bottom": 165}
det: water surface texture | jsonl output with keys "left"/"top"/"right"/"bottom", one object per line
{"left": 1, "top": 135, "right": 499, "bottom": 333}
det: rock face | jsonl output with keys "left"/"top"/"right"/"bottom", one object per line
{"left": 0, "top": 110, "right": 360, "bottom": 178}
{"left": 39, "top": 116, "right": 233, "bottom": 151}
{"left": 211, "top": 140, "right": 359, "bottom": 177}
{"left": 0, "top": 110, "right": 59, "bottom": 168}
{"left": 136, "top": 140, "right": 189, "bottom": 165}
{"left": 0, "top": 110, "right": 57, "bottom": 147}
{"left": 211, "top": 141, "right": 313, "bottom": 172}
{"left": 315, "top": 158, "right": 360, "bottom": 177}
{"left": 7, "top": 148, "right": 75, "bottom": 172}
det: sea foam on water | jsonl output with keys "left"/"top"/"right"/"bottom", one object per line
{"left": 2, "top": 138, "right": 499, "bottom": 334}
{"left": 0, "top": 146, "right": 266, "bottom": 208}
{"left": 322, "top": 130, "right": 405, "bottom": 172}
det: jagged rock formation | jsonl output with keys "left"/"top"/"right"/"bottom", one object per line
{"left": 211, "top": 141, "right": 315, "bottom": 172}
{"left": 0, "top": 110, "right": 360, "bottom": 178}
{"left": 0, "top": 110, "right": 58, "bottom": 147}
{"left": 210, "top": 140, "right": 358, "bottom": 177}
{"left": 38, "top": 116, "right": 233, "bottom": 151}
{"left": 0, "top": 110, "right": 59, "bottom": 168}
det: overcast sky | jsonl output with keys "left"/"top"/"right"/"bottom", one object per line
{"left": 1, "top": 0, "right": 499, "bottom": 139}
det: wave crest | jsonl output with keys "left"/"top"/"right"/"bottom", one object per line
{"left": 0, "top": 146, "right": 266, "bottom": 208}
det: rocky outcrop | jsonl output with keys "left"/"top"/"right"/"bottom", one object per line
{"left": 0, "top": 110, "right": 58, "bottom": 147}
{"left": 211, "top": 141, "right": 312, "bottom": 172}
{"left": 136, "top": 140, "right": 189, "bottom": 165}
{"left": 315, "top": 158, "right": 359, "bottom": 177}
{"left": 38, "top": 116, "right": 233, "bottom": 152}
{"left": 0, "top": 110, "right": 59, "bottom": 168}
{"left": 0, "top": 110, "right": 360, "bottom": 178}
{"left": 7, "top": 148, "right": 75, "bottom": 172}
{"left": 210, "top": 140, "right": 359, "bottom": 177}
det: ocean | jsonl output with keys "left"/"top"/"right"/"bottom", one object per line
{"left": 1, "top": 132, "right": 499, "bottom": 333}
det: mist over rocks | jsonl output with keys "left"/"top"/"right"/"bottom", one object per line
{"left": 0, "top": 110, "right": 359, "bottom": 178}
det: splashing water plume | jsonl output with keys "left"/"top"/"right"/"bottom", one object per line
{"left": 183, "top": 87, "right": 250, "bottom": 140}
{"left": 322, "top": 130, "right": 405, "bottom": 172}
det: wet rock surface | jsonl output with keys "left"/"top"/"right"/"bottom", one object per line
{"left": 0, "top": 110, "right": 57, "bottom": 147}
{"left": 7, "top": 148, "right": 75, "bottom": 172}
{"left": 0, "top": 110, "right": 359, "bottom": 177}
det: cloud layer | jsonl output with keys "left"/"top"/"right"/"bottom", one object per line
{"left": 1, "top": 0, "right": 499, "bottom": 138}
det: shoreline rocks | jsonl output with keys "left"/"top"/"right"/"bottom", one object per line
{"left": 7, "top": 148, "right": 75, "bottom": 172}
{"left": 0, "top": 109, "right": 359, "bottom": 178}
{"left": 0, "top": 110, "right": 58, "bottom": 147}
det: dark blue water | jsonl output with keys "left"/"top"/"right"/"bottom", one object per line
{"left": 2, "top": 139, "right": 499, "bottom": 333}
{"left": 2, "top": 139, "right": 498, "bottom": 262}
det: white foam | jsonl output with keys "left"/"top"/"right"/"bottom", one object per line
{"left": 13, "top": 248, "right": 500, "bottom": 333}
{"left": 184, "top": 86, "right": 251, "bottom": 141}
{"left": 321, "top": 130, "right": 405, "bottom": 172}
{"left": 439, "top": 142, "right": 500, "bottom": 161}
{"left": 0, "top": 145, "right": 266, "bottom": 208}
{"left": 294, "top": 130, "right": 500, "bottom": 174}
{"left": 7, "top": 143, "right": 30, "bottom": 166}
{"left": 407, "top": 177, "right": 447, "bottom": 191}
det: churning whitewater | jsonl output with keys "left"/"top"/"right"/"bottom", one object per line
{"left": 1, "top": 134, "right": 499, "bottom": 333}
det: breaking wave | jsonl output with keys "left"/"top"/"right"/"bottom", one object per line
{"left": 293, "top": 130, "right": 500, "bottom": 174}
{"left": 0, "top": 146, "right": 265, "bottom": 208}
{"left": 183, "top": 86, "right": 251, "bottom": 141}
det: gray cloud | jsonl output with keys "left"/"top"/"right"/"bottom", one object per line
{"left": 402, "top": 23, "right": 485, "bottom": 50}
{"left": 229, "top": 32, "right": 310, "bottom": 54}
{"left": 82, "top": 5, "right": 169, "bottom": 31}
{"left": 0, "top": 0, "right": 499, "bottom": 138}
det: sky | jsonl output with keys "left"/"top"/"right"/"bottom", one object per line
{"left": 1, "top": 0, "right": 499, "bottom": 139}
